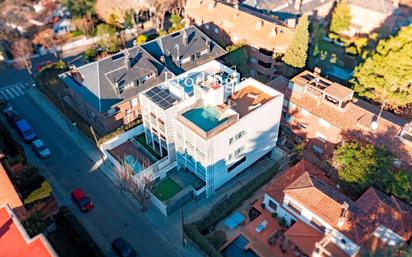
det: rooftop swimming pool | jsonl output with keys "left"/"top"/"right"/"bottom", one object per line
{"left": 183, "top": 105, "right": 227, "bottom": 132}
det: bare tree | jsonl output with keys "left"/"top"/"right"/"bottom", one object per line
{"left": 152, "top": 0, "right": 183, "bottom": 31}
{"left": 11, "top": 38, "right": 34, "bottom": 76}
{"left": 114, "top": 155, "right": 152, "bottom": 211}
{"left": 32, "top": 29, "right": 65, "bottom": 59}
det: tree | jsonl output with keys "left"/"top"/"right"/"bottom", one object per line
{"left": 332, "top": 141, "right": 393, "bottom": 195}
{"left": 71, "top": 14, "right": 96, "bottom": 37}
{"left": 353, "top": 25, "right": 412, "bottom": 108}
{"left": 32, "top": 29, "right": 64, "bottom": 58}
{"left": 329, "top": 0, "right": 352, "bottom": 34}
{"left": 61, "top": 0, "right": 96, "bottom": 17}
{"left": 22, "top": 211, "right": 46, "bottom": 237}
{"left": 168, "top": 14, "right": 185, "bottom": 33}
{"left": 11, "top": 38, "right": 34, "bottom": 76}
{"left": 136, "top": 34, "right": 148, "bottom": 45}
{"left": 96, "top": 24, "right": 118, "bottom": 53}
{"left": 282, "top": 15, "right": 309, "bottom": 68}
{"left": 385, "top": 170, "right": 412, "bottom": 202}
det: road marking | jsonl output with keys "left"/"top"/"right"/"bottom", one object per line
{"left": 0, "top": 82, "right": 27, "bottom": 99}
{"left": 15, "top": 86, "right": 24, "bottom": 95}
{"left": 5, "top": 88, "right": 14, "bottom": 98}
{"left": 0, "top": 91, "right": 8, "bottom": 99}
{"left": 9, "top": 87, "right": 20, "bottom": 97}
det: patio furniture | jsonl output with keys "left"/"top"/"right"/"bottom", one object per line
{"left": 255, "top": 220, "right": 268, "bottom": 233}
{"left": 224, "top": 211, "right": 246, "bottom": 230}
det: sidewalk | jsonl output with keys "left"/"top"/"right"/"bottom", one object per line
{"left": 25, "top": 87, "right": 204, "bottom": 257}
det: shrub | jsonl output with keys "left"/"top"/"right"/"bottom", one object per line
{"left": 83, "top": 48, "right": 97, "bottom": 62}
{"left": 207, "top": 230, "right": 227, "bottom": 249}
{"left": 271, "top": 212, "right": 278, "bottom": 219}
{"left": 22, "top": 211, "right": 46, "bottom": 237}
{"left": 345, "top": 45, "right": 357, "bottom": 55}
{"left": 136, "top": 34, "right": 148, "bottom": 45}
{"left": 60, "top": 206, "right": 105, "bottom": 257}
{"left": 196, "top": 163, "right": 279, "bottom": 234}
{"left": 16, "top": 167, "right": 45, "bottom": 198}
{"left": 97, "top": 118, "right": 142, "bottom": 145}
{"left": 24, "top": 181, "right": 52, "bottom": 205}
{"left": 184, "top": 224, "right": 224, "bottom": 257}
{"left": 278, "top": 217, "right": 288, "bottom": 228}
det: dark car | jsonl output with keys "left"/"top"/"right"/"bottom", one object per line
{"left": 111, "top": 238, "right": 136, "bottom": 257}
{"left": 15, "top": 119, "right": 37, "bottom": 142}
{"left": 0, "top": 99, "right": 12, "bottom": 114}
{"left": 71, "top": 188, "right": 93, "bottom": 212}
{"left": 4, "top": 110, "right": 22, "bottom": 127}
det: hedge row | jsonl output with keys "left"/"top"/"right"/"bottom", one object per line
{"left": 60, "top": 206, "right": 106, "bottom": 257}
{"left": 184, "top": 162, "right": 280, "bottom": 257}
{"left": 97, "top": 118, "right": 142, "bottom": 145}
{"left": 184, "top": 224, "right": 224, "bottom": 257}
{"left": 196, "top": 162, "right": 280, "bottom": 234}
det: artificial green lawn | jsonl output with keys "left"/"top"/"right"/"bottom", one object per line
{"left": 153, "top": 178, "right": 182, "bottom": 201}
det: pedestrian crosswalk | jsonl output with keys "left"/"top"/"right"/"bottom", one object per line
{"left": 0, "top": 83, "right": 28, "bottom": 100}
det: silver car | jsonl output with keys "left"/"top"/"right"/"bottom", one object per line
{"left": 31, "top": 139, "right": 51, "bottom": 158}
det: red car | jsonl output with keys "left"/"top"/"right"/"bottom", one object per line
{"left": 71, "top": 188, "right": 94, "bottom": 212}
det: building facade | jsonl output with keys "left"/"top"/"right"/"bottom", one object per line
{"left": 185, "top": 0, "right": 295, "bottom": 81}
{"left": 269, "top": 69, "right": 412, "bottom": 171}
{"left": 139, "top": 60, "right": 283, "bottom": 197}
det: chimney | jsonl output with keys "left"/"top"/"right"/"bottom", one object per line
{"left": 314, "top": 67, "right": 321, "bottom": 77}
{"left": 337, "top": 202, "right": 349, "bottom": 228}
{"left": 234, "top": 3, "right": 239, "bottom": 17}
{"left": 270, "top": 27, "right": 277, "bottom": 37}
{"left": 294, "top": 0, "right": 302, "bottom": 11}
{"left": 124, "top": 51, "right": 132, "bottom": 70}
{"left": 256, "top": 20, "right": 263, "bottom": 29}
{"left": 69, "top": 65, "right": 84, "bottom": 84}
{"left": 183, "top": 30, "right": 189, "bottom": 45}
{"left": 160, "top": 55, "right": 165, "bottom": 63}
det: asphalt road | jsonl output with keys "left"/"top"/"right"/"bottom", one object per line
{"left": 6, "top": 92, "right": 182, "bottom": 257}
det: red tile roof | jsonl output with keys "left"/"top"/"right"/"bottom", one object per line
{"left": 269, "top": 73, "right": 412, "bottom": 169}
{"left": 284, "top": 172, "right": 375, "bottom": 244}
{"left": 264, "top": 159, "right": 328, "bottom": 204}
{"left": 284, "top": 220, "right": 323, "bottom": 256}
{"left": 356, "top": 187, "right": 412, "bottom": 241}
{"left": 0, "top": 205, "right": 58, "bottom": 257}
{"left": 0, "top": 163, "right": 27, "bottom": 219}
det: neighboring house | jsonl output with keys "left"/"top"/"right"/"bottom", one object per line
{"left": 185, "top": 0, "right": 294, "bottom": 81}
{"left": 242, "top": 0, "right": 335, "bottom": 21}
{"left": 53, "top": 17, "right": 71, "bottom": 35}
{"left": 0, "top": 204, "right": 59, "bottom": 257}
{"left": 59, "top": 26, "right": 226, "bottom": 135}
{"left": 268, "top": 69, "right": 412, "bottom": 171}
{"left": 263, "top": 159, "right": 412, "bottom": 257}
{"left": 139, "top": 60, "right": 284, "bottom": 197}
{"left": 0, "top": 163, "right": 27, "bottom": 220}
{"left": 345, "top": 0, "right": 397, "bottom": 36}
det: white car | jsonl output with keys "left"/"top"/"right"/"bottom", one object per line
{"left": 31, "top": 139, "right": 51, "bottom": 158}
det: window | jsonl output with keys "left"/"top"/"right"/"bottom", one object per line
{"left": 288, "top": 102, "right": 297, "bottom": 111}
{"left": 319, "top": 118, "right": 331, "bottom": 128}
{"left": 228, "top": 156, "right": 246, "bottom": 172}
{"left": 268, "top": 200, "right": 277, "bottom": 211}
{"left": 258, "top": 60, "right": 272, "bottom": 68}
{"left": 228, "top": 153, "right": 233, "bottom": 160}
{"left": 213, "top": 27, "right": 219, "bottom": 34}
{"left": 298, "top": 123, "right": 306, "bottom": 129}
{"left": 315, "top": 132, "right": 326, "bottom": 143}
{"left": 283, "top": 99, "right": 289, "bottom": 107}
{"left": 301, "top": 108, "right": 309, "bottom": 117}
{"left": 310, "top": 218, "right": 325, "bottom": 232}
{"left": 312, "top": 144, "right": 324, "bottom": 154}
{"left": 250, "top": 57, "right": 257, "bottom": 64}
{"left": 158, "top": 118, "right": 165, "bottom": 125}
{"left": 288, "top": 202, "right": 301, "bottom": 215}
{"left": 235, "top": 130, "right": 246, "bottom": 140}
{"left": 205, "top": 24, "right": 210, "bottom": 30}
{"left": 229, "top": 137, "right": 234, "bottom": 145}
{"left": 130, "top": 97, "right": 138, "bottom": 107}
{"left": 285, "top": 114, "right": 293, "bottom": 123}
{"left": 107, "top": 108, "right": 116, "bottom": 116}
{"left": 196, "top": 149, "right": 205, "bottom": 158}
{"left": 234, "top": 146, "right": 245, "bottom": 156}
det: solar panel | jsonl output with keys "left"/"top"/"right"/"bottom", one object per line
{"left": 158, "top": 90, "right": 169, "bottom": 98}
{"left": 151, "top": 87, "right": 161, "bottom": 94}
{"left": 145, "top": 90, "right": 155, "bottom": 97}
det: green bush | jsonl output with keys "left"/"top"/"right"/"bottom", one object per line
{"left": 184, "top": 224, "right": 224, "bottom": 257}
{"left": 83, "top": 48, "right": 97, "bottom": 62}
{"left": 22, "top": 211, "right": 46, "bottom": 237}
{"left": 97, "top": 118, "right": 142, "bottom": 145}
{"left": 24, "top": 181, "right": 52, "bottom": 205}
{"left": 16, "top": 167, "right": 45, "bottom": 198}
{"left": 196, "top": 163, "right": 279, "bottom": 233}
{"left": 207, "top": 230, "right": 227, "bottom": 249}
{"left": 60, "top": 206, "right": 105, "bottom": 257}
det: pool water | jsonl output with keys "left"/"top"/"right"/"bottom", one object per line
{"left": 222, "top": 235, "right": 259, "bottom": 257}
{"left": 183, "top": 105, "right": 227, "bottom": 132}
{"left": 124, "top": 154, "right": 142, "bottom": 174}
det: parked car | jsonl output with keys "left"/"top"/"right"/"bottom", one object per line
{"left": 4, "top": 110, "right": 22, "bottom": 127}
{"left": 111, "top": 238, "right": 136, "bottom": 257}
{"left": 31, "top": 139, "right": 51, "bottom": 158}
{"left": 15, "top": 119, "right": 37, "bottom": 142}
{"left": 71, "top": 188, "right": 93, "bottom": 212}
{"left": 0, "top": 99, "right": 12, "bottom": 114}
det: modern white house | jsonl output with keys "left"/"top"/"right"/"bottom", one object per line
{"left": 139, "top": 60, "right": 284, "bottom": 197}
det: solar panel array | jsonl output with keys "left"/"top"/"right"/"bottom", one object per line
{"left": 145, "top": 87, "right": 179, "bottom": 109}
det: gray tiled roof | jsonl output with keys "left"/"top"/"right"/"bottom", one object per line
{"left": 60, "top": 26, "right": 226, "bottom": 113}
{"left": 141, "top": 26, "right": 226, "bottom": 75}
{"left": 349, "top": 0, "right": 395, "bottom": 14}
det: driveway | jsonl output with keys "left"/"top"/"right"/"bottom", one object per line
{"left": 6, "top": 91, "right": 183, "bottom": 257}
